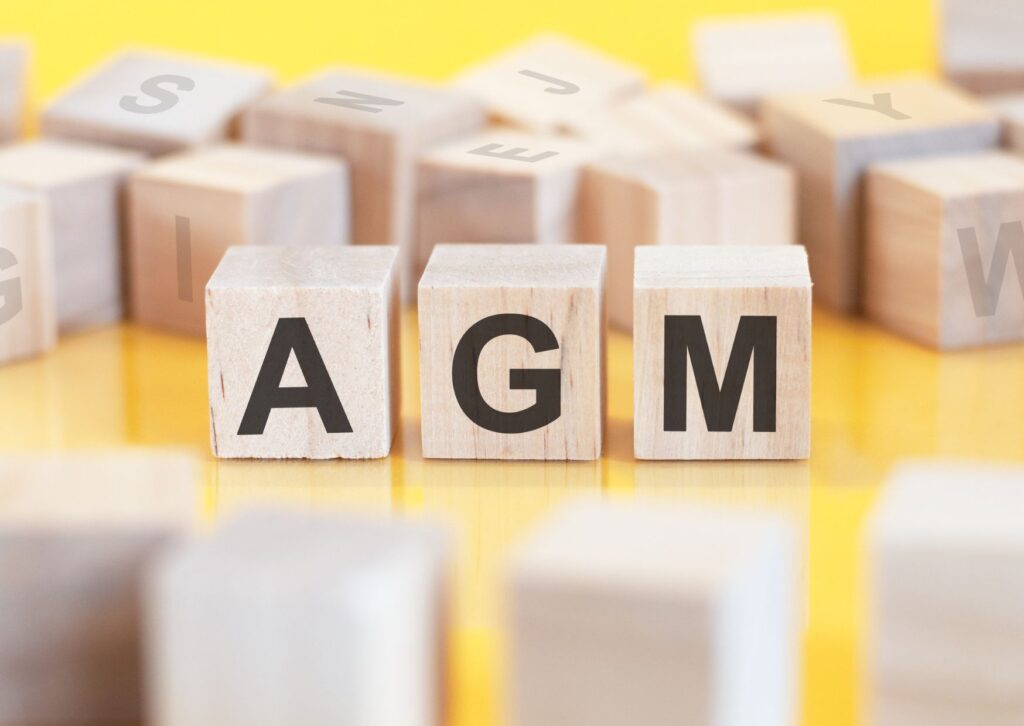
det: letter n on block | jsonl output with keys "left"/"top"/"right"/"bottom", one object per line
{"left": 206, "top": 246, "right": 400, "bottom": 459}
{"left": 633, "top": 246, "right": 811, "bottom": 460}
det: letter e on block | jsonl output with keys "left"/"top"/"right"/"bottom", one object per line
{"left": 633, "top": 246, "right": 811, "bottom": 460}
{"left": 206, "top": 246, "right": 400, "bottom": 459}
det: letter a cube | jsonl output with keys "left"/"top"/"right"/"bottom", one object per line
{"left": 633, "top": 245, "right": 811, "bottom": 460}
{"left": 206, "top": 246, "right": 399, "bottom": 459}
{"left": 418, "top": 244, "right": 606, "bottom": 461}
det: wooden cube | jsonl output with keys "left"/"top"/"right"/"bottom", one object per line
{"left": 418, "top": 244, "right": 606, "bottom": 461}
{"left": 0, "top": 187, "right": 56, "bottom": 365}
{"left": 146, "top": 508, "right": 450, "bottom": 726}
{"left": 415, "top": 129, "right": 595, "bottom": 274}
{"left": 579, "top": 149, "right": 794, "bottom": 331}
{"left": 763, "top": 78, "right": 999, "bottom": 313}
{"left": 940, "top": 0, "right": 1024, "bottom": 94}
{"left": 868, "top": 462, "right": 1024, "bottom": 726}
{"left": 633, "top": 245, "right": 811, "bottom": 460}
{"left": 0, "top": 139, "right": 144, "bottom": 332}
{"left": 0, "top": 40, "right": 28, "bottom": 142}
{"left": 241, "top": 69, "right": 484, "bottom": 301}
{"left": 129, "top": 143, "right": 349, "bottom": 337}
{"left": 866, "top": 151, "right": 1024, "bottom": 349}
{"left": 0, "top": 451, "right": 199, "bottom": 725}
{"left": 42, "top": 50, "right": 273, "bottom": 155}
{"left": 989, "top": 93, "right": 1024, "bottom": 150}
{"left": 692, "top": 13, "right": 854, "bottom": 114}
{"left": 507, "top": 499, "right": 800, "bottom": 726}
{"left": 452, "top": 33, "right": 645, "bottom": 133}
{"left": 206, "top": 245, "right": 399, "bottom": 459}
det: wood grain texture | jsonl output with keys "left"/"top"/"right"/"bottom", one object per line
{"left": 129, "top": 143, "right": 349, "bottom": 337}
{"left": 579, "top": 149, "right": 794, "bottom": 331}
{"left": 507, "top": 499, "right": 800, "bottom": 726}
{"left": 940, "top": 0, "right": 1024, "bottom": 94}
{"left": 633, "top": 245, "right": 811, "bottom": 460}
{"left": 42, "top": 49, "right": 273, "bottom": 155}
{"left": 146, "top": 508, "right": 450, "bottom": 726}
{"left": 0, "top": 40, "right": 28, "bottom": 142}
{"left": 418, "top": 244, "right": 606, "bottom": 460}
{"left": 763, "top": 77, "right": 999, "bottom": 313}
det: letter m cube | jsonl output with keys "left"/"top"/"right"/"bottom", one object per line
{"left": 633, "top": 246, "right": 811, "bottom": 460}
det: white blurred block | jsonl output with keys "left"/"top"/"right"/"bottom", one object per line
{"left": 507, "top": 499, "right": 800, "bottom": 726}
{"left": 0, "top": 40, "right": 28, "bottom": 141}
{"left": 147, "top": 509, "right": 451, "bottom": 726}
{"left": 868, "top": 462, "right": 1024, "bottom": 726}
{"left": 940, "top": 0, "right": 1024, "bottom": 94}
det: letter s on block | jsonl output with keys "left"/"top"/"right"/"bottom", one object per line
{"left": 120, "top": 74, "right": 196, "bottom": 115}
{"left": 0, "top": 247, "right": 23, "bottom": 326}
{"left": 451, "top": 313, "right": 561, "bottom": 434}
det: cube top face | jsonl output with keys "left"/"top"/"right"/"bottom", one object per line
{"left": 0, "top": 138, "right": 144, "bottom": 190}
{"left": 635, "top": 245, "right": 811, "bottom": 290}
{"left": 208, "top": 245, "right": 397, "bottom": 291}
{"left": 419, "top": 129, "right": 595, "bottom": 177}
{"left": 591, "top": 148, "right": 788, "bottom": 194}
{"left": 420, "top": 243, "right": 606, "bottom": 290}
{"left": 869, "top": 151, "right": 1024, "bottom": 200}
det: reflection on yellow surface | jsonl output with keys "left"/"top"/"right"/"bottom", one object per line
{"left": 1, "top": 307, "right": 1023, "bottom": 726}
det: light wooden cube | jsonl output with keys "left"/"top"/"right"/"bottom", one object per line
{"left": 42, "top": 50, "right": 273, "bottom": 155}
{"left": 634, "top": 245, "right": 811, "bottom": 460}
{"left": 507, "top": 499, "right": 800, "bottom": 726}
{"left": 452, "top": 33, "right": 645, "bottom": 133}
{"left": 940, "top": 0, "right": 1024, "bottom": 94}
{"left": 866, "top": 151, "right": 1024, "bottom": 349}
{"left": 579, "top": 149, "right": 794, "bottom": 331}
{"left": 989, "top": 93, "right": 1024, "bottom": 151}
{"left": 692, "top": 13, "right": 854, "bottom": 114}
{"left": 0, "top": 451, "right": 199, "bottom": 725}
{"left": 763, "top": 78, "right": 999, "bottom": 313}
{"left": 207, "top": 245, "right": 399, "bottom": 459}
{"left": 0, "top": 40, "right": 28, "bottom": 142}
{"left": 868, "top": 462, "right": 1024, "bottom": 726}
{"left": 418, "top": 244, "right": 606, "bottom": 461}
{"left": 0, "top": 186, "right": 56, "bottom": 365}
{"left": 415, "top": 129, "right": 595, "bottom": 273}
{"left": 146, "top": 508, "right": 450, "bottom": 726}
{"left": 241, "top": 68, "right": 484, "bottom": 301}
{"left": 0, "top": 139, "right": 144, "bottom": 331}
{"left": 129, "top": 143, "right": 349, "bottom": 337}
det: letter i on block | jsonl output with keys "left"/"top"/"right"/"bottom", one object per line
{"left": 206, "top": 246, "right": 399, "bottom": 459}
{"left": 634, "top": 246, "right": 811, "bottom": 460}
{"left": 419, "top": 244, "right": 606, "bottom": 460}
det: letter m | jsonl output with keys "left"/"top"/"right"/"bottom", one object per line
{"left": 663, "top": 315, "right": 777, "bottom": 433}
{"left": 958, "top": 221, "right": 1024, "bottom": 317}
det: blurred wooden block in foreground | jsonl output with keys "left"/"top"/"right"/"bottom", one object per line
{"left": 0, "top": 40, "right": 28, "bottom": 142}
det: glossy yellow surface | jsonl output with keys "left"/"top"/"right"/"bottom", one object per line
{"left": 2, "top": 309, "right": 1023, "bottom": 725}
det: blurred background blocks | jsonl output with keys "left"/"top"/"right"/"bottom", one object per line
{"left": 939, "top": 0, "right": 1024, "bottom": 94}
{"left": 763, "top": 78, "right": 999, "bottom": 313}
{"left": 868, "top": 462, "right": 1024, "bottom": 726}
{"left": 128, "top": 143, "right": 349, "bottom": 337}
{"left": 507, "top": 499, "right": 800, "bottom": 726}
{"left": 866, "top": 151, "right": 1024, "bottom": 349}
{"left": 0, "top": 40, "right": 28, "bottom": 142}
{"left": 579, "top": 149, "right": 794, "bottom": 330}
{"left": 147, "top": 509, "right": 450, "bottom": 726}
{"left": 633, "top": 245, "right": 811, "bottom": 460}
{"left": 42, "top": 50, "right": 273, "bottom": 155}
{"left": 206, "top": 245, "right": 400, "bottom": 459}
{"left": 0, "top": 451, "right": 199, "bottom": 725}
{"left": 418, "top": 244, "right": 606, "bottom": 460}
{"left": 0, "top": 139, "right": 143, "bottom": 332}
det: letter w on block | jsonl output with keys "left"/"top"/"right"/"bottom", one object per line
{"left": 314, "top": 90, "right": 405, "bottom": 113}
{"left": 663, "top": 315, "right": 777, "bottom": 433}
{"left": 958, "top": 222, "right": 1024, "bottom": 317}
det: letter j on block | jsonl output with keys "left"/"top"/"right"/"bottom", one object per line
{"left": 633, "top": 246, "right": 811, "bottom": 460}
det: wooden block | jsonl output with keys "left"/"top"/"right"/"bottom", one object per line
{"left": 866, "top": 151, "right": 1024, "bottom": 349}
{"left": 415, "top": 129, "right": 595, "bottom": 273}
{"left": 507, "top": 499, "right": 800, "bottom": 726}
{"left": 129, "top": 143, "right": 349, "bottom": 337}
{"left": 0, "top": 40, "right": 28, "bottom": 141}
{"left": 418, "top": 244, "right": 606, "bottom": 461}
{"left": 146, "top": 508, "right": 450, "bottom": 726}
{"left": 633, "top": 245, "right": 811, "bottom": 460}
{"left": 452, "top": 33, "right": 645, "bottom": 133}
{"left": 988, "top": 93, "right": 1024, "bottom": 150}
{"left": 42, "top": 49, "right": 273, "bottom": 155}
{"left": 579, "top": 149, "right": 794, "bottom": 331}
{"left": 206, "top": 245, "right": 399, "bottom": 459}
{"left": 0, "top": 186, "right": 56, "bottom": 365}
{"left": 0, "top": 451, "right": 199, "bottom": 725}
{"left": 868, "top": 462, "right": 1024, "bottom": 726}
{"left": 763, "top": 78, "right": 999, "bottom": 313}
{"left": 241, "top": 68, "right": 485, "bottom": 301}
{"left": 940, "top": 0, "right": 1024, "bottom": 94}
{"left": 692, "top": 13, "right": 854, "bottom": 114}
{"left": 0, "top": 139, "right": 144, "bottom": 332}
